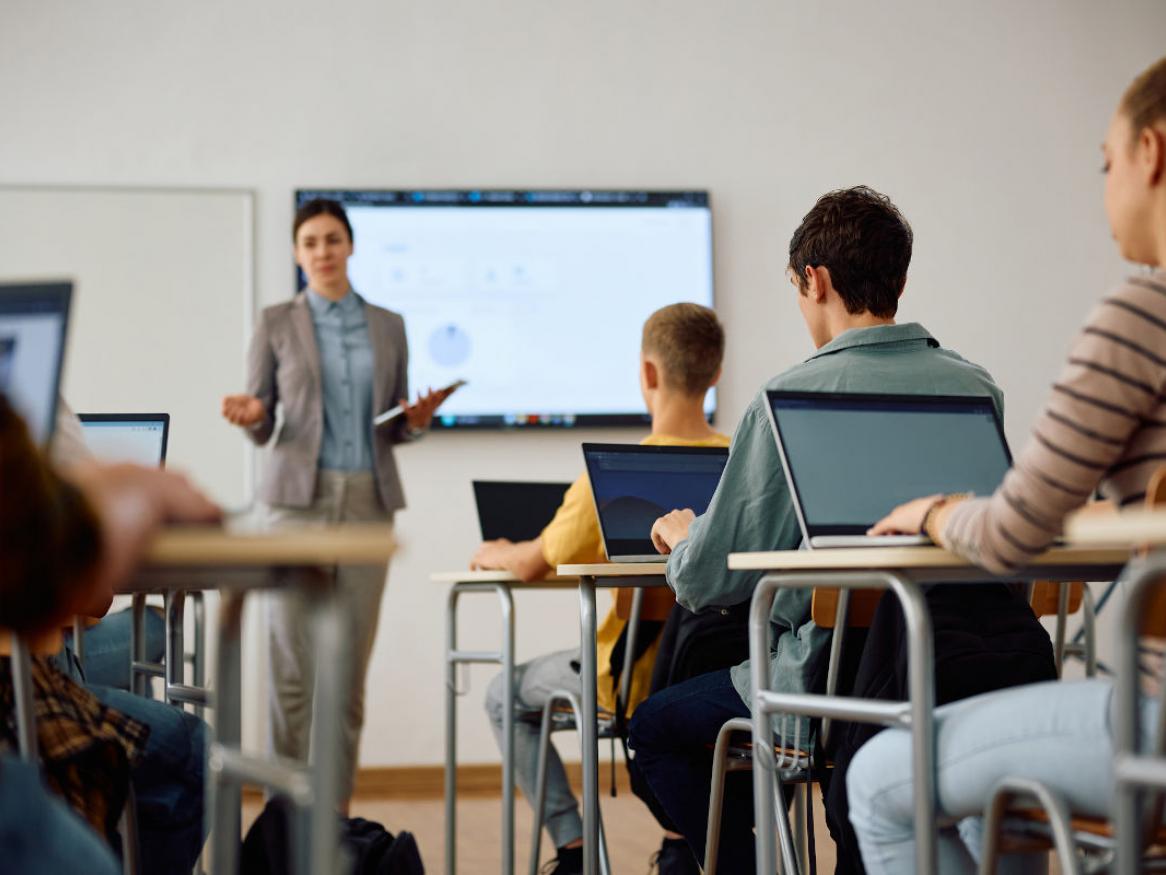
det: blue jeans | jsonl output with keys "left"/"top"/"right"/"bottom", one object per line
{"left": 65, "top": 606, "right": 165, "bottom": 691}
{"left": 0, "top": 755, "right": 120, "bottom": 875}
{"left": 628, "top": 669, "right": 753, "bottom": 872}
{"left": 847, "top": 678, "right": 1140, "bottom": 874}
{"left": 86, "top": 685, "right": 208, "bottom": 873}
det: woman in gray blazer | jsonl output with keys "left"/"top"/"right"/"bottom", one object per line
{"left": 222, "top": 198, "right": 448, "bottom": 811}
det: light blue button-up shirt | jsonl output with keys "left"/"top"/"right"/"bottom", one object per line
{"left": 305, "top": 288, "right": 375, "bottom": 472}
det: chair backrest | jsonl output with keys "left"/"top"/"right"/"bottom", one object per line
{"left": 1029, "top": 581, "right": 1084, "bottom": 617}
{"left": 811, "top": 588, "right": 882, "bottom": 629}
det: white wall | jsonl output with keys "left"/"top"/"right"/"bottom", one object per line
{"left": 2, "top": 0, "right": 1163, "bottom": 767}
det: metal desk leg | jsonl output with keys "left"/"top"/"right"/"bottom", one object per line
{"left": 11, "top": 636, "right": 38, "bottom": 761}
{"left": 165, "top": 591, "right": 186, "bottom": 706}
{"left": 308, "top": 580, "right": 347, "bottom": 875}
{"left": 445, "top": 587, "right": 459, "bottom": 875}
{"left": 208, "top": 590, "right": 246, "bottom": 875}
{"left": 131, "top": 594, "right": 149, "bottom": 697}
{"left": 192, "top": 591, "right": 207, "bottom": 720}
{"left": 499, "top": 587, "right": 516, "bottom": 875}
{"left": 897, "top": 578, "right": 938, "bottom": 875}
{"left": 444, "top": 582, "right": 516, "bottom": 875}
{"left": 578, "top": 577, "right": 600, "bottom": 875}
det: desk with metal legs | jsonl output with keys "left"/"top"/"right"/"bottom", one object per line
{"left": 555, "top": 563, "right": 669, "bottom": 875}
{"left": 433, "top": 570, "right": 577, "bottom": 875}
{"left": 727, "top": 545, "right": 1130, "bottom": 875}
{"left": 121, "top": 522, "right": 396, "bottom": 875}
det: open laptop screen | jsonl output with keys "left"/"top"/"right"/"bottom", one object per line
{"left": 582, "top": 443, "right": 729, "bottom": 560}
{"left": 472, "top": 480, "right": 571, "bottom": 542}
{"left": 0, "top": 281, "right": 72, "bottom": 447}
{"left": 767, "top": 391, "right": 1011, "bottom": 537}
{"left": 79, "top": 413, "right": 170, "bottom": 467}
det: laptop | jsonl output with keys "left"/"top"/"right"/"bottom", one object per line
{"left": 79, "top": 413, "right": 170, "bottom": 468}
{"left": 0, "top": 280, "right": 72, "bottom": 447}
{"left": 472, "top": 480, "right": 572, "bottom": 542}
{"left": 765, "top": 390, "right": 1012, "bottom": 549}
{"left": 582, "top": 443, "right": 730, "bottom": 562}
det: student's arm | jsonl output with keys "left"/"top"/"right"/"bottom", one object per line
{"left": 664, "top": 396, "right": 803, "bottom": 615}
{"left": 874, "top": 279, "right": 1166, "bottom": 574}
{"left": 470, "top": 537, "right": 553, "bottom": 583}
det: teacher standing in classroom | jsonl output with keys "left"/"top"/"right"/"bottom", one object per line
{"left": 222, "top": 197, "right": 448, "bottom": 810}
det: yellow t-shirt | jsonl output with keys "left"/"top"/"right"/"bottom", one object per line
{"left": 539, "top": 431, "right": 732, "bottom": 716}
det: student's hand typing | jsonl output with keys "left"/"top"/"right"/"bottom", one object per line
{"left": 867, "top": 495, "right": 943, "bottom": 536}
{"left": 221, "top": 394, "right": 265, "bottom": 428}
{"left": 471, "top": 539, "right": 514, "bottom": 571}
{"left": 651, "top": 509, "right": 696, "bottom": 555}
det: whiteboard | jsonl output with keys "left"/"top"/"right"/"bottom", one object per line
{"left": 0, "top": 186, "right": 254, "bottom": 506}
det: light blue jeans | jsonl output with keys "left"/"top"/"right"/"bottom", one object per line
{"left": 485, "top": 648, "right": 584, "bottom": 849}
{"left": 847, "top": 678, "right": 1146, "bottom": 874}
{"left": 63, "top": 606, "right": 165, "bottom": 690}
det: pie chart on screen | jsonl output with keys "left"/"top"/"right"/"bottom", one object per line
{"left": 429, "top": 323, "right": 472, "bottom": 368}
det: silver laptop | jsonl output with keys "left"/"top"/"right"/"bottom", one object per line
{"left": 0, "top": 280, "right": 72, "bottom": 447}
{"left": 79, "top": 413, "right": 170, "bottom": 467}
{"left": 765, "top": 390, "right": 1012, "bottom": 549}
{"left": 582, "top": 442, "right": 729, "bottom": 562}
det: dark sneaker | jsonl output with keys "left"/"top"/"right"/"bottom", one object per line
{"left": 541, "top": 845, "right": 583, "bottom": 875}
{"left": 650, "top": 837, "right": 701, "bottom": 875}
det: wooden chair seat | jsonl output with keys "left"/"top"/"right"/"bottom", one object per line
{"left": 1003, "top": 808, "right": 1166, "bottom": 844}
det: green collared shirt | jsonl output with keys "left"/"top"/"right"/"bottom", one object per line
{"left": 665, "top": 322, "right": 1004, "bottom": 721}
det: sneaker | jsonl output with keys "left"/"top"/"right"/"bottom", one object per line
{"left": 541, "top": 845, "right": 583, "bottom": 875}
{"left": 649, "top": 837, "right": 701, "bottom": 875}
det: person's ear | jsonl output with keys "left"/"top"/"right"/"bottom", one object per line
{"left": 642, "top": 358, "right": 659, "bottom": 391}
{"left": 806, "top": 266, "right": 830, "bottom": 303}
{"left": 1141, "top": 125, "right": 1165, "bottom": 186}
{"left": 708, "top": 365, "right": 722, "bottom": 389}
{"left": 898, "top": 277, "right": 907, "bottom": 300}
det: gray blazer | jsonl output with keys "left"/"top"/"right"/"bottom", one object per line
{"left": 245, "top": 293, "right": 411, "bottom": 512}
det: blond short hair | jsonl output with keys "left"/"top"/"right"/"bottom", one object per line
{"left": 641, "top": 303, "right": 724, "bottom": 396}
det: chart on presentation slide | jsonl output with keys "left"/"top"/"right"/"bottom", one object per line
{"left": 299, "top": 190, "right": 715, "bottom": 427}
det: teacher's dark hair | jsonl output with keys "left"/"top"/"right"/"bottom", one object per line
{"left": 293, "top": 198, "right": 354, "bottom": 244}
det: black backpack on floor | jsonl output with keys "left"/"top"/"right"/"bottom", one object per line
{"left": 241, "top": 796, "right": 425, "bottom": 875}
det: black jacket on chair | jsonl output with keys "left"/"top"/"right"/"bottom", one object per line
{"left": 823, "top": 582, "right": 1058, "bottom": 875}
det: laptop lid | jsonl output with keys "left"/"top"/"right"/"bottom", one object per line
{"left": 582, "top": 443, "right": 730, "bottom": 561}
{"left": 472, "top": 480, "right": 572, "bottom": 542}
{"left": 765, "top": 390, "right": 1012, "bottom": 541}
{"left": 0, "top": 280, "right": 72, "bottom": 447}
{"left": 78, "top": 413, "right": 170, "bottom": 468}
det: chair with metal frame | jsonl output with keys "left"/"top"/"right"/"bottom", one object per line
{"left": 527, "top": 588, "right": 653, "bottom": 875}
{"left": 976, "top": 589, "right": 1166, "bottom": 872}
{"left": 702, "top": 586, "right": 882, "bottom": 875}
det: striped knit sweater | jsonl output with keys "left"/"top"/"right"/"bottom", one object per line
{"left": 944, "top": 268, "right": 1166, "bottom": 574}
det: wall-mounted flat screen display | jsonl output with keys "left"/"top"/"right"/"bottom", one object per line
{"left": 295, "top": 189, "right": 714, "bottom": 428}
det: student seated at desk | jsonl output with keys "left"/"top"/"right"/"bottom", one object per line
{"left": 630, "top": 186, "right": 1056, "bottom": 874}
{"left": 0, "top": 393, "right": 221, "bottom": 874}
{"left": 471, "top": 303, "right": 730, "bottom": 875}
{"left": 847, "top": 55, "right": 1166, "bottom": 875}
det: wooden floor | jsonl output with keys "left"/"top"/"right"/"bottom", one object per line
{"left": 244, "top": 787, "right": 838, "bottom": 873}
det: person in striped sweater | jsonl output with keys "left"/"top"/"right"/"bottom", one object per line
{"left": 850, "top": 55, "right": 1166, "bottom": 874}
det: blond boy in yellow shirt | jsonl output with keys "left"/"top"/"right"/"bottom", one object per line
{"left": 472, "top": 303, "right": 728, "bottom": 875}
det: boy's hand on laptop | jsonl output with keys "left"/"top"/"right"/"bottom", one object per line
{"left": 867, "top": 495, "right": 943, "bottom": 536}
{"left": 471, "top": 539, "right": 513, "bottom": 571}
{"left": 651, "top": 509, "right": 696, "bottom": 555}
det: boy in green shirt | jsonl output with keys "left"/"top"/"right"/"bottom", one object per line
{"left": 629, "top": 186, "right": 1003, "bottom": 873}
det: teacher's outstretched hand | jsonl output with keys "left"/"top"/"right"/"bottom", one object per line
{"left": 221, "top": 393, "right": 265, "bottom": 428}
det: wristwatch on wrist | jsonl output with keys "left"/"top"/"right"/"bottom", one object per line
{"left": 920, "top": 493, "right": 972, "bottom": 544}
